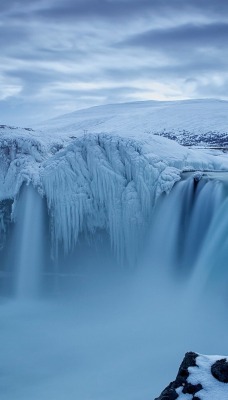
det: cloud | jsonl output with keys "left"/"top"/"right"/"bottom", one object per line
{"left": 33, "top": 0, "right": 164, "bottom": 22}
{"left": 0, "top": 25, "right": 28, "bottom": 48}
{"left": 0, "top": 0, "right": 228, "bottom": 126}
{"left": 7, "top": 0, "right": 228, "bottom": 24}
{"left": 119, "top": 22, "right": 228, "bottom": 51}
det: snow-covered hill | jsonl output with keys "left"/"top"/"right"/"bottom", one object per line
{"left": 37, "top": 99, "right": 228, "bottom": 147}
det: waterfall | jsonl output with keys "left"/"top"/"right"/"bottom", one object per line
{"left": 145, "top": 174, "right": 227, "bottom": 293}
{"left": 11, "top": 184, "right": 45, "bottom": 298}
{"left": 1, "top": 173, "right": 228, "bottom": 297}
{"left": 1, "top": 173, "right": 228, "bottom": 400}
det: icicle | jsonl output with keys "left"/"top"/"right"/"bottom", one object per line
{"left": 42, "top": 134, "right": 181, "bottom": 264}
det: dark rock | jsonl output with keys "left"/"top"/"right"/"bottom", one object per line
{"left": 155, "top": 382, "right": 178, "bottom": 400}
{"left": 155, "top": 352, "right": 202, "bottom": 400}
{"left": 211, "top": 358, "right": 228, "bottom": 383}
{"left": 182, "top": 383, "right": 202, "bottom": 395}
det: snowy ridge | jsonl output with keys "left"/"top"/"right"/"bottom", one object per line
{"left": 154, "top": 129, "right": 228, "bottom": 148}
{"left": 37, "top": 99, "right": 228, "bottom": 147}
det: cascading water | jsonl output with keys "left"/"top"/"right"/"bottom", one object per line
{"left": 1, "top": 173, "right": 228, "bottom": 400}
{"left": 144, "top": 173, "right": 228, "bottom": 299}
{"left": 147, "top": 175, "right": 223, "bottom": 266}
{"left": 1, "top": 173, "right": 228, "bottom": 297}
{"left": 10, "top": 184, "right": 46, "bottom": 299}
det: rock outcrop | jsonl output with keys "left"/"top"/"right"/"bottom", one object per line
{"left": 155, "top": 352, "right": 228, "bottom": 399}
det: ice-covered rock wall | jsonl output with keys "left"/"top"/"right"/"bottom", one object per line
{"left": 1, "top": 122, "right": 228, "bottom": 266}
{"left": 42, "top": 134, "right": 181, "bottom": 262}
{"left": 0, "top": 135, "right": 43, "bottom": 200}
{"left": 0, "top": 128, "right": 183, "bottom": 264}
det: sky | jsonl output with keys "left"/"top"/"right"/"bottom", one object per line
{"left": 0, "top": 0, "right": 228, "bottom": 126}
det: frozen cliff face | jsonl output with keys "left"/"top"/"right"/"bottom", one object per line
{"left": 42, "top": 134, "right": 184, "bottom": 262}
{"left": 155, "top": 352, "right": 228, "bottom": 400}
{"left": 2, "top": 100, "right": 228, "bottom": 264}
{"left": 0, "top": 127, "right": 42, "bottom": 200}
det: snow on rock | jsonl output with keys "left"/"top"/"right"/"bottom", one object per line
{"left": 155, "top": 352, "right": 228, "bottom": 400}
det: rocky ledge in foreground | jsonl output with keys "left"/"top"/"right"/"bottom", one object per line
{"left": 155, "top": 351, "right": 228, "bottom": 399}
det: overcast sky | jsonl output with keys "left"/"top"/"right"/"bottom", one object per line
{"left": 0, "top": 0, "right": 228, "bottom": 126}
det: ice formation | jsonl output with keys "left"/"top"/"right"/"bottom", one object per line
{"left": 1, "top": 100, "right": 228, "bottom": 268}
{"left": 42, "top": 134, "right": 183, "bottom": 262}
{"left": 0, "top": 128, "right": 177, "bottom": 264}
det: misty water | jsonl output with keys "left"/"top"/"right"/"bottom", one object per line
{"left": 1, "top": 175, "right": 228, "bottom": 400}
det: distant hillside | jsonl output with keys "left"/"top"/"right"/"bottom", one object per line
{"left": 37, "top": 99, "right": 228, "bottom": 148}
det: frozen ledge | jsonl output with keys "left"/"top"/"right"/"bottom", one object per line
{"left": 155, "top": 352, "right": 228, "bottom": 400}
